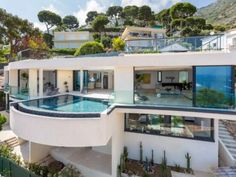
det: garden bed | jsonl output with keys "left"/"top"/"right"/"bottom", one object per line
{"left": 121, "top": 159, "right": 192, "bottom": 177}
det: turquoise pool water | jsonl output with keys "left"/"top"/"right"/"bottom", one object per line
{"left": 21, "top": 95, "right": 108, "bottom": 113}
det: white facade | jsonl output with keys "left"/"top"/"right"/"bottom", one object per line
{"left": 4, "top": 49, "right": 236, "bottom": 177}
{"left": 202, "top": 29, "right": 236, "bottom": 51}
{"left": 54, "top": 31, "right": 93, "bottom": 49}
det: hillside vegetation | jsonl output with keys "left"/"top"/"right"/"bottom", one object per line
{"left": 198, "top": 0, "right": 236, "bottom": 26}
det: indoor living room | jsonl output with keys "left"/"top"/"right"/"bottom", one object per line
{"left": 134, "top": 67, "right": 193, "bottom": 107}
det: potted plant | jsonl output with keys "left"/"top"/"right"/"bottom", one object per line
{"left": 21, "top": 72, "right": 29, "bottom": 91}
{"left": 64, "top": 81, "right": 69, "bottom": 92}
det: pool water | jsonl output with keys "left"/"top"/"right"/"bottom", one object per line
{"left": 22, "top": 95, "right": 108, "bottom": 113}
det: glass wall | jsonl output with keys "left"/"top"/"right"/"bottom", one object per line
{"left": 194, "top": 66, "right": 234, "bottom": 108}
{"left": 83, "top": 70, "right": 89, "bottom": 92}
{"left": 73, "top": 71, "right": 80, "bottom": 91}
{"left": 125, "top": 113, "right": 214, "bottom": 141}
{"left": 134, "top": 69, "right": 193, "bottom": 107}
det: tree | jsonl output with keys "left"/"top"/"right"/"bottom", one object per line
{"left": 38, "top": 10, "right": 62, "bottom": 33}
{"left": 43, "top": 33, "right": 54, "bottom": 48}
{"left": 214, "top": 25, "right": 226, "bottom": 32}
{"left": 138, "top": 5, "right": 154, "bottom": 26}
{"left": 156, "top": 9, "right": 173, "bottom": 36}
{"left": 106, "top": 6, "right": 123, "bottom": 26}
{"left": 170, "top": 2, "right": 197, "bottom": 19}
{"left": 86, "top": 11, "right": 98, "bottom": 24}
{"left": 92, "top": 15, "right": 109, "bottom": 34}
{"left": 123, "top": 5, "right": 139, "bottom": 21}
{"left": 63, "top": 15, "right": 79, "bottom": 30}
{"left": 156, "top": 9, "right": 171, "bottom": 28}
{"left": 0, "top": 8, "right": 41, "bottom": 58}
{"left": 156, "top": 3, "right": 210, "bottom": 37}
{"left": 112, "top": 37, "right": 125, "bottom": 51}
{"left": 123, "top": 5, "right": 139, "bottom": 26}
{"left": 186, "top": 17, "right": 206, "bottom": 30}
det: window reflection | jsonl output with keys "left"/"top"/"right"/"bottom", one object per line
{"left": 125, "top": 113, "right": 214, "bottom": 141}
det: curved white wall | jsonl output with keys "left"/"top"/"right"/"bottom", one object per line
{"left": 10, "top": 107, "right": 111, "bottom": 147}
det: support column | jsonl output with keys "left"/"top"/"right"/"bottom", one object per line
{"left": 29, "top": 142, "right": 52, "bottom": 163}
{"left": 3, "top": 70, "right": 9, "bottom": 86}
{"left": 28, "top": 69, "right": 38, "bottom": 98}
{"left": 114, "top": 66, "right": 134, "bottom": 104}
{"left": 39, "top": 69, "right": 43, "bottom": 97}
{"left": 9, "top": 69, "right": 18, "bottom": 87}
{"left": 101, "top": 72, "right": 104, "bottom": 89}
{"left": 80, "top": 70, "right": 84, "bottom": 92}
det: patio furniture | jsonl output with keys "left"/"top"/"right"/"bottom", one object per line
{"left": 88, "top": 82, "right": 95, "bottom": 89}
{"left": 134, "top": 92, "right": 149, "bottom": 101}
{"left": 45, "top": 88, "right": 59, "bottom": 96}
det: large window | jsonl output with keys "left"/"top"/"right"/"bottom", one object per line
{"left": 125, "top": 113, "right": 214, "bottom": 141}
{"left": 179, "top": 71, "right": 188, "bottom": 83}
{"left": 194, "top": 66, "right": 234, "bottom": 108}
{"left": 73, "top": 71, "right": 81, "bottom": 91}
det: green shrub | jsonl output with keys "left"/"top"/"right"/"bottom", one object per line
{"left": 101, "top": 35, "right": 112, "bottom": 48}
{"left": 74, "top": 41, "right": 105, "bottom": 56}
{"left": 57, "top": 164, "right": 82, "bottom": 177}
{"left": 50, "top": 48, "right": 76, "bottom": 55}
{"left": 112, "top": 37, "right": 125, "bottom": 51}
{"left": 0, "top": 145, "right": 22, "bottom": 165}
{"left": 0, "top": 114, "right": 7, "bottom": 131}
{"left": 43, "top": 33, "right": 54, "bottom": 48}
{"left": 27, "top": 163, "right": 49, "bottom": 176}
{"left": 93, "top": 33, "right": 101, "bottom": 43}
{"left": 48, "top": 161, "right": 64, "bottom": 174}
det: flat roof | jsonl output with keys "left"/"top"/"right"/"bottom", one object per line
{"left": 5, "top": 50, "right": 236, "bottom": 71}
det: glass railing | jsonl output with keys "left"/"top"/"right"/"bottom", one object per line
{"left": 108, "top": 90, "right": 236, "bottom": 112}
{"left": 7, "top": 86, "right": 30, "bottom": 100}
{"left": 125, "top": 34, "right": 224, "bottom": 53}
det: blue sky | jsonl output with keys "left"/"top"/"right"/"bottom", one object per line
{"left": 0, "top": 0, "right": 215, "bottom": 30}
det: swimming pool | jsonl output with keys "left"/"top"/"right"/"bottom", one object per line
{"left": 14, "top": 94, "right": 109, "bottom": 118}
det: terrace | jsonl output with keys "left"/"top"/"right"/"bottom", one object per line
{"left": 6, "top": 63, "right": 236, "bottom": 116}
{"left": 125, "top": 34, "right": 225, "bottom": 53}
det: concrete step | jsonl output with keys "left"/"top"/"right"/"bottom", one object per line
{"left": 227, "top": 147, "right": 236, "bottom": 154}
{"left": 219, "top": 130, "right": 231, "bottom": 136}
{"left": 37, "top": 155, "right": 55, "bottom": 166}
{"left": 219, "top": 123, "right": 226, "bottom": 128}
{"left": 221, "top": 139, "right": 236, "bottom": 147}
{"left": 224, "top": 142, "right": 236, "bottom": 150}
{"left": 3, "top": 137, "right": 20, "bottom": 148}
{"left": 220, "top": 134, "right": 236, "bottom": 142}
{"left": 219, "top": 126, "right": 228, "bottom": 132}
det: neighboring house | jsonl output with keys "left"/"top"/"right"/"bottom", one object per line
{"left": 201, "top": 34, "right": 225, "bottom": 51}
{"left": 226, "top": 28, "right": 236, "bottom": 49}
{"left": 202, "top": 29, "right": 236, "bottom": 51}
{"left": 121, "top": 26, "right": 166, "bottom": 52}
{"left": 4, "top": 34, "right": 236, "bottom": 177}
{"left": 53, "top": 31, "right": 93, "bottom": 49}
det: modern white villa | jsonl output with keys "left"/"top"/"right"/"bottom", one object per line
{"left": 3, "top": 31, "right": 236, "bottom": 177}
{"left": 54, "top": 31, "right": 93, "bottom": 49}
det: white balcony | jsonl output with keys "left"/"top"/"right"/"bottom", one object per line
{"left": 10, "top": 105, "right": 112, "bottom": 147}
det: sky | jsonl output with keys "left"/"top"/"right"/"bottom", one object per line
{"left": 0, "top": 0, "right": 216, "bottom": 31}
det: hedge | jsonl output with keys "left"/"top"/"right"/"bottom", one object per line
{"left": 50, "top": 48, "right": 76, "bottom": 55}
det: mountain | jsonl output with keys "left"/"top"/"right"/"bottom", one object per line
{"left": 197, "top": 0, "right": 236, "bottom": 25}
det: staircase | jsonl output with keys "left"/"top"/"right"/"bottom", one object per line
{"left": 219, "top": 121, "right": 236, "bottom": 166}
{"left": 0, "top": 137, "right": 21, "bottom": 148}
